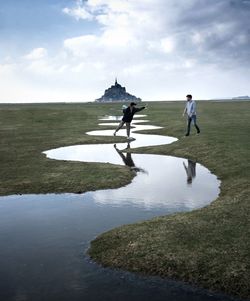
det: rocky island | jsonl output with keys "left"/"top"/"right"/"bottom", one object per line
{"left": 95, "top": 79, "right": 141, "bottom": 103}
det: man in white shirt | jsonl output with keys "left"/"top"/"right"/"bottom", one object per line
{"left": 183, "top": 94, "right": 200, "bottom": 136}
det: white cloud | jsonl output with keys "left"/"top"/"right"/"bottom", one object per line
{"left": 1, "top": 0, "right": 250, "bottom": 102}
{"left": 63, "top": 0, "right": 93, "bottom": 20}
{"left": 160, "top": 37, "right": 175, "bottom": 53}
{"left": 0, "top": 62, "right": 17, "bottom": 75}
{"left": 24, "top": 48, "right": 48, "bottom": 60}
{"left": 64, "top": 35, "right": 98, "bottom": 57}
{"left": 26, "top": 60, "right": 68, "bottom": 76}
{"left": 192, "top": 32, "right": 204, "bottom": 45}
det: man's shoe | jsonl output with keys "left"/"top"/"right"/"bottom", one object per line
{"left": 127, "top": 137, "right": 135, "bottom": 141}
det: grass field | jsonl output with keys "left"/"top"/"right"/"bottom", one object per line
{"left": 1, "top": 101, "right": 249, "bottom": 299}
{"left": 88, "top": 101, "right": 250, "bottom": 299}
{"left": 0, "top": 103, "right": 134, "bottom": 195}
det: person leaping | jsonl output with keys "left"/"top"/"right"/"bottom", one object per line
{"left": 113, "top": 102, "right": 146, "bottom": 140}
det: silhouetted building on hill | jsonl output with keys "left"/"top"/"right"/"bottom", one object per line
{"left": 95, "top": 79, "right": 141, "bottom": 103}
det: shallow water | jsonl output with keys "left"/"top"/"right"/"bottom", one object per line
{"left": 44, "top": 120, "right": 177, "bottom": 163}
{"left": 44, "top": 150, "right": 219, "bottom": 210}
{"left": 0, "top": 193, "right": 237, "bottom": 301}
{"left": 0, "top": 115, "right": 237, "bottom": 301}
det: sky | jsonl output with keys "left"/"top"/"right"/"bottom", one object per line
{"left": 0, "top": 0, "right": 250, "bottom": 102}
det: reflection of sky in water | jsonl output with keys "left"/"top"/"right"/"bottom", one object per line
{"left": 0, "top": 115, "right": 224, "bottom": 301}
{"left": 44, "top": 116, "right": 220, "bottom": 210}
{"left": 87, "top": 124, "right": 164, "bottom": 138}
{"left": 91, "top": 154, "right": 220, "bottom": 210}
{"left": 44, "top": 121, "right": 177, "bottom": 163}
{"left": 44, "top": 133, "right": 176, "bottom": 164}
{"left": 43, "top": 148, "right": 220, "bottom": 210}
{"left": 0, "top": 190, "right": 229, "bottom": 301}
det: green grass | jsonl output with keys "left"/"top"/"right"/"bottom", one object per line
{"left": 88, "top": 101, "right": 250, "bottom": 300}
{"left": 0, "top": 103, "right": 135, "bottom": 195}
{"left": 1, "top": 101, "right": 249, "bottom": 299}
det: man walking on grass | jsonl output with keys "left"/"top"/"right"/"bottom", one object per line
{"left": 183, "top": 94, "right": 200, "bottom": 136}
{"left": 113, "top": 102, "right": 146, "bottom": 140}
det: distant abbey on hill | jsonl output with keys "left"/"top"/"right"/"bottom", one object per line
{"left": 95, "top": 79, "right": 141, "bottom": 103}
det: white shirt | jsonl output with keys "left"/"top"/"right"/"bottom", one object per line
{"left": 185, "top": 100, "right": 197, "bottom": 116}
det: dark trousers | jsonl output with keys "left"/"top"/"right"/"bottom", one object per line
{"left": 186, "top": 115, "right": 200, "bottom": 136}
{"left": 115, "top": 121, "right": 131, "bottom": 137}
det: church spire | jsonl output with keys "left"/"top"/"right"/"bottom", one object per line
{"left": 115, "top": 77, "right": 118, "bottom": 85}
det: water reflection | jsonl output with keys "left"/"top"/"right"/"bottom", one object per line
{"left": 44, "top": 121, "right": 177, "bottom": 164}
{"left": 44, "top": 115, "right": 220, "bottom": 209}
{"left": 91, "top": 154, "right": 219, "bottom": 210}
{"left": 183, "top": 160, "right": 196, "bottom": 184}
{"left": 114, "top": 143, "right": 147, "bottom": 173}
{"left": 88, "top": 118, "right": 163, "bottom": 137}
{"left": 0, "top": 192, "right": 232, "bottom": 301}
{"left": 0, "top": 115, "right": 226, "bottom": 301}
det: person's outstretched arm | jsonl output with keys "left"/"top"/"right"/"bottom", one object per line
{"left": 135, "top": 106, "right": 145, "bottom": 113}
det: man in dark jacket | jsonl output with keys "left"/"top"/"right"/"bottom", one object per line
{"left": 113, "top": 102, "right": 145, "bottom": 139}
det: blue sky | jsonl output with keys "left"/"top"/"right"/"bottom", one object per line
{"left": 0, "top": 1, "right": 97, "bottom": 57}
{"left": 0, "top": 0, "right": 250, "bottom": 102}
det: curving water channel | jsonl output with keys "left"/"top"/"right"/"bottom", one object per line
{"left": 0, "top": 115, "right": 239, "bottom": 301}
{"left": 44, "top": 115, "right": 219, "bottom": 210}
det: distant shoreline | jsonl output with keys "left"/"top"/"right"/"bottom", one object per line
{"left": 0, "top": 99, "right": 250, "bottom": 105}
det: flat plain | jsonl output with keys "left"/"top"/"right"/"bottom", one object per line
{"left": 1, "top": 101, "right": 249, "bottom": 299}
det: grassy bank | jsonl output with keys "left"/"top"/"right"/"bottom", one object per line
{"left": 88, "top": 101, "right": 250, "bottom": 299}
{"left": 0, "top": 103, "right": 135, "bottom": 195}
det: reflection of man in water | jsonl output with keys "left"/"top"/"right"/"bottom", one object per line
{"left": 114, "top": 144, "right": 146, "bottom": 173}
{"left": 183, "top": 160, "right": 196, "bottom": 184}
